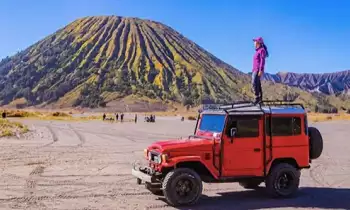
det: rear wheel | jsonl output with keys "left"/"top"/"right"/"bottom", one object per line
{"left": 239, "top": 180, "right": 262, "bottom": 189}
{"left": 265, "top": 163, "right": 300, "bottom": 198}
{"left": 162, "top": 168, "right": 203, "bottom": 206}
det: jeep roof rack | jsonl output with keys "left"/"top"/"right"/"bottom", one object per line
{"left": 201, "top": 100, "right": 305, "bottom": 114}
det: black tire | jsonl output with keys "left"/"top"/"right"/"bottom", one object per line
{"left": 145, "top": 183, "right": 163, "bottom": 196}
{"left": 239, "top": 180, "right": 262, "bottom": 189}
{"left": 162, "top": 168, "right": 203, "bottom": 206}
{"left": 308, "top": 127, "right": 323, "bottom": 159}
{"left": 265, "top": 163, "right": 300, "bottom": 198}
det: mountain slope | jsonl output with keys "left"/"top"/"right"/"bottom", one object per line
{"left": 0, "top": 16, "right": 251, "bottom": 108}
{"left": 0, "top": 16, "right": 348, "bottom": 110}
{"left": 263, "top": 70, "right": 350, "bottom": 95}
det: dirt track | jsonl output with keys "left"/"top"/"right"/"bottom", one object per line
{"left": 0, "top": 118, "right": 349, "bottom": 210}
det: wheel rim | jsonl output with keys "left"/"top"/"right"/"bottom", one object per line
{"left": 174, "top": 177, "right": 198, "bottom": 202}
{"left": 275, "top": 172, "right": 294, "bottom": 193}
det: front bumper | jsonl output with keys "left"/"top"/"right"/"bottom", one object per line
{"left": 132, "top": 168, "right": 153, "bottom": 183}
{"left": 131, "top": 164, "right": 159, "bottom": 184}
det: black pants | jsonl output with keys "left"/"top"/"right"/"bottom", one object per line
{"left": 252, "top": 71, "right": 262, "bottom": 102}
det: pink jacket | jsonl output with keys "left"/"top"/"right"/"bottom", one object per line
{"left": 252, "top": 46, "right": 267, "bottom": 73}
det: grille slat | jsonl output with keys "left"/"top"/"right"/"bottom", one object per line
{"left": 149, "top": 151, "right": 160, "bottom": 163}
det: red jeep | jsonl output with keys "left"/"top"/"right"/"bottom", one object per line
{"left": 131, "top": 101, "right": 323, "bottom": 206}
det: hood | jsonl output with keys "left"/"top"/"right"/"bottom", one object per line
{"left": 148, "top": 136, "right": 213, "bottom": 153}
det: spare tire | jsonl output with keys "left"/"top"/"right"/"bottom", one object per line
{"left": 308, "top": 127, "right": 323, "bottom": 159}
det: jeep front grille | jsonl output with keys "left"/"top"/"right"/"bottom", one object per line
{"left": 148, "top": 151, "right": 161, "bottom": 164}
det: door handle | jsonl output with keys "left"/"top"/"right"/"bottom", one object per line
{"left": 254, "top": 148, "right": 261, "bottom": 152}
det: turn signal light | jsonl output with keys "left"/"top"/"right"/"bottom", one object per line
{"left": 161, "top": 154, "right": 169, "bottom": 163}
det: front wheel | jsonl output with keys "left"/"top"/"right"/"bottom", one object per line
{"left": 265, "top": 163, "right": 300, "bottom": 198}
{"left": 162, "top": 168, "right": 203, "bottom": 206}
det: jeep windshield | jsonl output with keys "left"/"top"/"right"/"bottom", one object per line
{"left": 198, "top": 114, "right": 226, "bottom": 133}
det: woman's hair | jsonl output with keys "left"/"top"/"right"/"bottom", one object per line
{"left": 262, "top": 43, "right": 269, "bottom": 58}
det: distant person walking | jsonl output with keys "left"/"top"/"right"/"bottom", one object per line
{"left": 103, "top": 113, "right": 106, "bottom": 121}
{"left": 252, "top": 37, "right": 269, "bottom": 104}
{"left": 121, "top": 113, "right": 124, "bottom": 122}
{"left": 134, "top": 114, "right": 137, "bottom": 123}
{"left": 116, "top": 113, "right": 119, "bottom": 121}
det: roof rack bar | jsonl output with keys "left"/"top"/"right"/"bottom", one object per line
{"left": 261, "top": 99, "right": 295, "bottom": 103}
{"left": 227, "top": 109, "right": 264, "bottom": 113}
{"left": 220, "top": 103, "right": 255, "bottom": 110}
{"left": 261, "top": 101, "right": 304, "bottom": 109}
{"left": 219, "top": 101, "right": 254, "bottom": 108}
{"left": 223, "top": 104, "right": 256, "bottom": 110}
{"left": 262, "top": 102, "right": 303, "bottom": 106}
{"left": 230, "top": 100, "right": 255, "bottom": 104}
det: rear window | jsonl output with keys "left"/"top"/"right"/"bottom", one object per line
{"left": 199, "top": 114, "right": 226, "bottom": 133}
{"left": 266, "top": 117, "right": 302, "bottom": 136}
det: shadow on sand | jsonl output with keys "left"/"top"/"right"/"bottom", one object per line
{"left": 158, "top": 187, "right": 350, "bottom": 210}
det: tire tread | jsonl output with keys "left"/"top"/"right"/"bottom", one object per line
{"left": 265, "top": 163, "right": 300, "bottom": 198}
{"left": 162, "top": 168, "right": 203, "bottom": 206}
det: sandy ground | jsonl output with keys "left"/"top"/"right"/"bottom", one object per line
{"left": 0, "top": 117, "right": 349, "bottom": 210}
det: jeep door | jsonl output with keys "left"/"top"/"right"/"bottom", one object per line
{"left": 221, "top": 114, "right": 264, "bottom": 177}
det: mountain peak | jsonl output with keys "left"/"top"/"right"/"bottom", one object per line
{"left": 72, "top": 15, "right": 165, "bottom": 28}
{"left": 0, "top": 15, "right": 247, "bottom": 109}
{"left": 265, "top": 70, "right": 350, "bottom": 96}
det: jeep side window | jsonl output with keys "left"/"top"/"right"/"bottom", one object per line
{"left": 225, "top": 115, "right": 259, "bottom": 138}
{"left": 293, "top": 117, "right": 301, "bottom": 134}
{"left": 266, "top": 117, "right": 302, "bottom": 136}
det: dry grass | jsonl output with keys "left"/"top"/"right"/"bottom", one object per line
{"left": 187, "top": 116, "right": 197, "bottom": 121}
{"left": 0, "top": 119, "right": 29, "bottom": 137}
{"left": 0, "top": 109, "right": 138, "bottom": 123}
{"left": 136, "top": 110, "right": 198, "bottom": 118}
{"left": 308, "top": 112, "right": 350, "bottom": 122}
{"left": 1, "top": 109, "right": 76, "bottom": 121}
{"left": 52, "top": 112, "right": 71, "bottom": 117}
{"left": 1, "top": 109, "right": 74, "bottom": 120}
{"left": 4, "top": 110, "right": 42, "bottom": 118}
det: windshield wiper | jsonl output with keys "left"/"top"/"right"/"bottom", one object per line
{"left": 188, "top": 135, "right": 213, "bottom": 140}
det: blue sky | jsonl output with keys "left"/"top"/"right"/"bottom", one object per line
{"left": 0, "top": 0, "right": 349, "bottom": 74}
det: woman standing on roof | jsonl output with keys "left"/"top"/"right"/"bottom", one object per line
{"left": 252, "top": 37, "right": 269, "bottom": 104}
